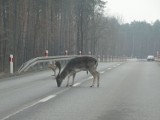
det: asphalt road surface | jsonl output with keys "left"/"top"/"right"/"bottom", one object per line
{"left": 0, "top": 61, "right": 160, "bottom": 120}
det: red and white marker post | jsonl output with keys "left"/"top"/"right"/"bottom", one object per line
{"left": 9, "top": 54, "right": 14, "bottom": 74}
{"left": 65, "top": 50, "right": 68, "bottom": 56}
{"left": 45, "top": 50, "right": 49, "bottom": 57}
{"left": 79, "top": 51, "right": 82, "bottom": 55}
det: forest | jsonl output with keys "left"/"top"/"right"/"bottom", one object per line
{"left": 0, "top": 0, "right": 160, "bottom": 73}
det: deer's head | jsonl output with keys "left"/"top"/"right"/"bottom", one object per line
{"left": 55, "top": 61, "right": 62, "bottom": 87}
{"left": 56, "top": 74, "right": 63, "bottom": 87}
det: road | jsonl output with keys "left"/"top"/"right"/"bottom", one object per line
{"left": 0, "top": 61, "right": 160, "bottom": 120}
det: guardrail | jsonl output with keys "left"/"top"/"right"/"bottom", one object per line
{"left": 18, "top": 55, "right": 77, "bottom": 73}
{"left": 18, "top": 55, "right": 126, "bottom": 73}
{"left": 18, "top": 55, "right": 99, "bottom": 73}
{"left": 155, "top": 58, "right": 160, "bottom": 62}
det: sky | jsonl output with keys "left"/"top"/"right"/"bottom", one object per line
{"left": 104, "top": 0, "right": 160, "bottom": 23}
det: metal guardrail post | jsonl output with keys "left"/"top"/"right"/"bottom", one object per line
{"left": 9, "top": 54, "right": 14, "bottom": 74}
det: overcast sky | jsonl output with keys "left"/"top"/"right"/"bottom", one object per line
{"left": 104, "top": 0, "right": 160, "bottom": 23}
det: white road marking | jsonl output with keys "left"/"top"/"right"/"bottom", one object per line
{"left": 1, "top": 102, "right": 39, "bottom": 120}
{"left": 1, "top": 94, "right": 56, "bottom": 120}
{"left": 73, "top": 83, "right": 81, "bottom": 87}
{"left": 88, "top": 76, "right": 93, "bottom": 79}
{"left": 100, "top": 71, "right": 105, "bottom": 74}
{"left": 39, "top": 95, "right": 56, "bottom": 103}
{"left": 108, "top": 68, "right": 112, "bottom": 70}
{"left": 53, "top": 88, "right": 70, "bottom": 96}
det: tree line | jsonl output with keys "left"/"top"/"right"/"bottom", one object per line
{"left": 0, "top": 0, "right": 160, "bottom": 73}
{"left": 0, "top": 0, "right": 105, "bottom": 72}
{"left": 98, "top": 18, "right": 160, "bottom": 59}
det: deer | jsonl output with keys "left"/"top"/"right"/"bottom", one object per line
{"left": 55, "top": 56, "right": 100, "bottom": 87}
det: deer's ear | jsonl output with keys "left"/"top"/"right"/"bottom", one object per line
{"left": 55, "top": 61, "right": 61, "bottom": 74}
{"left": 55, "top": 61, "right": 61, "bottom": 69}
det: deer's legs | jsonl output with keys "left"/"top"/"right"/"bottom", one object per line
{"left": 89, "top": 70, "right": 96, "bottom": 87}
{"left": 90, "top": 76, "right": 96, "bottom": 87}
{"left": 71, "top": 73, "right": 76, "bottom": 86}
{"left": 66, "top": 76, "right": 70, "bottom": 87}
{"left": 66, "top": 73, "right": 76, "bottom": 87}
{"left": 89, "top": 70, "right": 100, "bottom": 87}
{"left": 96, "top": 71, "right": 100, "bottom": 87}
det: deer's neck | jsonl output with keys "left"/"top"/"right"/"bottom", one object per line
{"left": 59, "top": 68, "right": 69, "bottom": 80}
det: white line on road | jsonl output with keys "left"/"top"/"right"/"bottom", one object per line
{"left": 73, "top": 83, "right": 81, "bottom": 87}
{"left": 39, "top": 95, "right": 56, "bottom": 103}
{"left": 107, "top": 68, "right": 112, "bottom": 70}
{"left": 1, "top": 102, "right": 39, "bottom": 120}
{"left": 88, "top": 76, "right": 93, "bottom": 79}
{"left": 100, "top": 71, "right": 105, "bottom": 74}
